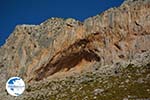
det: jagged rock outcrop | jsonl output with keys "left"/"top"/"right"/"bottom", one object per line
{"left": 0, "top": 0, "right": 150, "bottom": 98}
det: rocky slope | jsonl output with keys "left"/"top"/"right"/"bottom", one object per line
{"left": 0, "top": 0, "right": 150, "bottom": 99}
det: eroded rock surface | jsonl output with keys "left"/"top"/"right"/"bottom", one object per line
{"left": 0, "top": 0, "right": 150, "bottom": 99}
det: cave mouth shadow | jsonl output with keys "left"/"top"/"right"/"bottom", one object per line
{"left": 35, "top": 50, "right": 100, "bottom": 81}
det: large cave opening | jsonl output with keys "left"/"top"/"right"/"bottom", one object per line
{"left": 34, "top": 33, "right": 102, "bottom": 81}
{"left": 35, "top": 49, "right": 100, "bottom": 81}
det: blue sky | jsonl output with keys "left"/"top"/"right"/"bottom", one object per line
{"left": 0, "top": 0, "right": 124, "bottom": 46}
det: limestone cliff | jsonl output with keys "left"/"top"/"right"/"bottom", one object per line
{"left": 0, "top": 0, "right": 150, "bottom": 99}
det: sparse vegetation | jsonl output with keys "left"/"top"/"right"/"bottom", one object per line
{"left": 20, "top": 64, "right": 150, "bottom": 100}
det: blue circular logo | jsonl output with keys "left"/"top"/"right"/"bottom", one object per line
{"left": 6, "top": 77, "right": 25, "bottom": 96}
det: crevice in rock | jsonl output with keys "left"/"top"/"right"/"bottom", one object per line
{"left": 12, "top": 46, "right": 15, "bottom": 49}
{"left": 114, "top": 43, "right": 122, "bottom": 50}
{"left": 141, "top": 50, "right": 146, "bottom": 53}
{"left": 118, "top": 54, "right": 125, "bottom": 58}
{"left": 0, "top": 63, "right": 4, "bottom": 68}
{"left": 66, "top": 24, "right": 73, "bottom": 27}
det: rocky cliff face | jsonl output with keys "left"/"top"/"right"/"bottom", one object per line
{"left": 0, "top": 0, "right": 150, "bottom": 99}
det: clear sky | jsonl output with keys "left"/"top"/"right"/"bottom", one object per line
{"left": 0, "top": 0, "right": 124, "bottom": 46}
